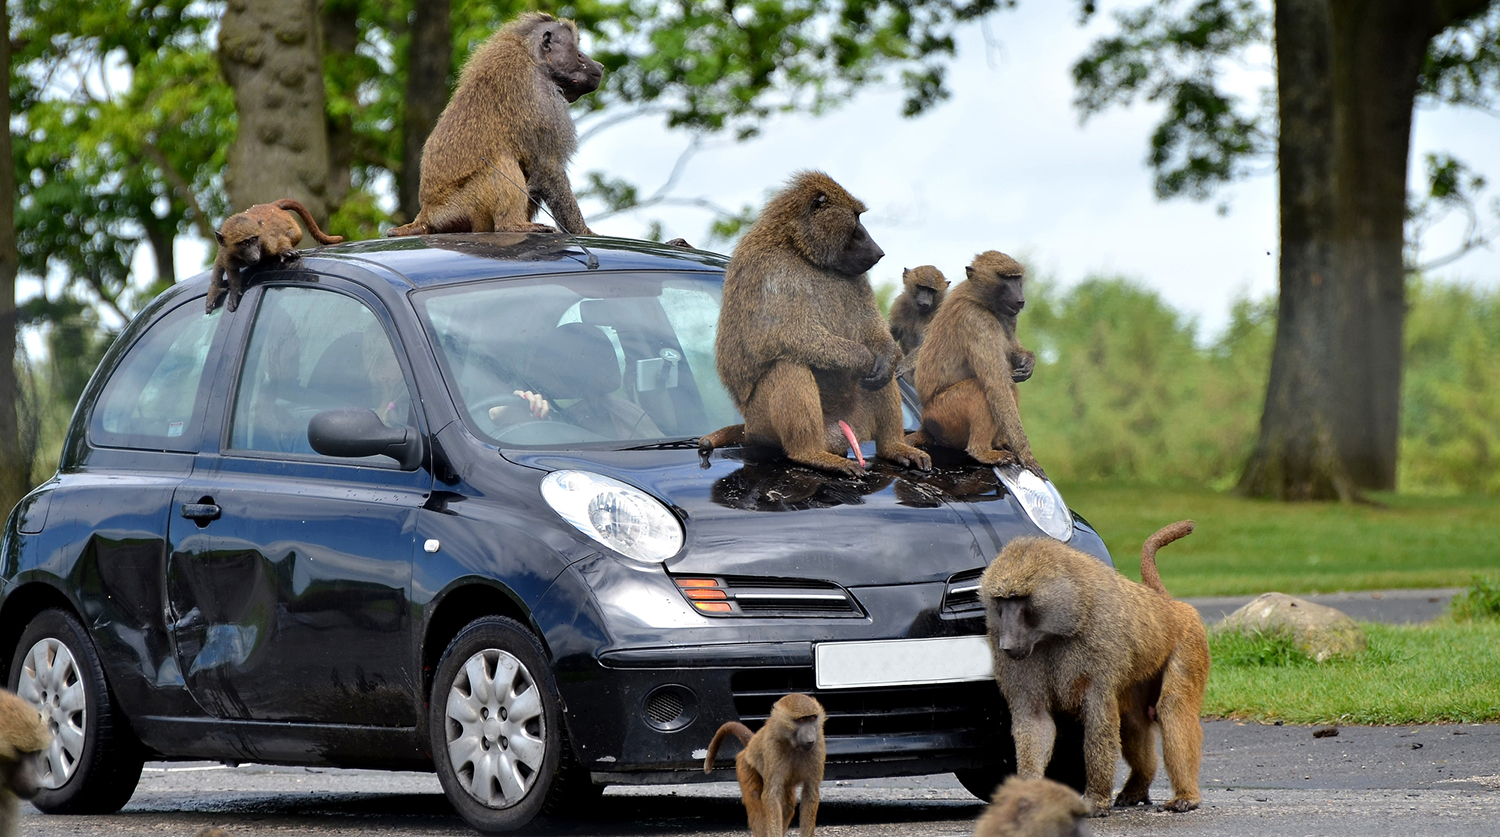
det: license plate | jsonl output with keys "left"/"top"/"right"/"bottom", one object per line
{"left": 814, "top": 636, "right": 993, "bottom": 690}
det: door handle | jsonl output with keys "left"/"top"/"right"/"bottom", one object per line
{"left": 180, "top": 502, "right": 221, "bottom": 522}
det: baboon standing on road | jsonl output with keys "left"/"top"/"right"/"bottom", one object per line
{"left": 704, "top": 693, "right": 827, "bottom": 837}
{"left": 979, "top": 521, "right": 1209, "bottom": 817}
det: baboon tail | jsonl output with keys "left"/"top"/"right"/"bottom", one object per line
{"left": 703, "top": 721, "right": 754, "bottom": 774}
{"left": 698, "top": 424, "right": 746, "bottom": 456}
{"left": 274, "top": 198, "right": 345, "bottom": 244}
{"left": 1140, "top": 520, "right": 1195, "bottom": 594}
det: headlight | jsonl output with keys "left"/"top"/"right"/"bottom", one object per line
{"left": 995, "top": 465, "right": 1074, "bottom": 542}
{"left": 540, "top": 470, "right": 684, "bottom": 563}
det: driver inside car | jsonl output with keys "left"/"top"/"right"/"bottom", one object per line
{"left": 487, "top": 321, "right": 663, "bottom": 441}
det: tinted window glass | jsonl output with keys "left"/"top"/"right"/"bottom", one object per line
{"left": 416, "top": 273, "right": 741, "bottom": 448}
{"left": 91, "top": 302, "right": 221, "bottom": 450}
{"left": 229, "top": 286, "right": 413, "bottom": 460}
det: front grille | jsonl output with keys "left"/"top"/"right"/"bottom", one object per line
{"left": 730, "top": 668, "right": 1007, "bottom": 740}
{"left": 671, "top": 575, "right": 863, "bottom": 618}
{"left": 942, "top": 568, "right": 985, "bottom": 616}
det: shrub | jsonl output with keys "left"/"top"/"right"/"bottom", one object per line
{"left": 1449, "top": 576, "right": 1500, "bottom": 622}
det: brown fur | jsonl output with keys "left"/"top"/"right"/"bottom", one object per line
{"left": 979, "top": 521, "right": 1208, "bottom": 817}
{"left": 208, "top": 199, "right": 344, "bottom": 313}
{"left": 907, "top": 251, "right": 1040, "bottom": 474}
{"left": 889, "top": 264, "right": 950, "bottom": 356}
{"left": 387, "top": 13, "right": 603, "bottom": 237}
{"left": 193, "top": 829, "right": 233, "bottom": 837}
{"left": 704, "top": 693, "right": 827, "bottom": 837}
{"left": 698, "top": 171, "right": 931, "bottom": 476}
{"left": 0, "top": 689, "right": 51, "bottom": 837}
{"left": 973, "top": 776, "right": 1093, "bottom": 837}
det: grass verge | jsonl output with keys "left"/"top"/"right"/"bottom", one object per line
{"left": 1203, "top": 618, "right": 1500, "bottom": 724}
{"left": 1058, "top": 483, "right": 1500, "bottom": 597}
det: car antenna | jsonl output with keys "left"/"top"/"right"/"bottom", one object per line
{"left": 478, "top": 155, "right": 600, "bottom": 270}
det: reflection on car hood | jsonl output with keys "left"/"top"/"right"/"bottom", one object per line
{"left": 503, "top": 446, "right": 1052, "bottom": 587}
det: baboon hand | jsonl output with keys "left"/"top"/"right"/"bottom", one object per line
{"left": 1011, "top": 352, "right": 1035, "bottom": 383}
{"left": 860, "top": 350, "right": 893, "bottom": 390}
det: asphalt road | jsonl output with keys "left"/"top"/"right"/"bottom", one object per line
{"left": 18, "top": 721, "right": 1500, "bottom": 837}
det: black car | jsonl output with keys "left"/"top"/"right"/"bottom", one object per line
{"left": 0, "top": 233, "right": 1110, "bottom": 832}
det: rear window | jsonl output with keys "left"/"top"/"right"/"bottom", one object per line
{"left": 90, "top": 301, "right": 222, "bottom": 451}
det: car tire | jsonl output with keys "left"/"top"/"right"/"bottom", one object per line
{"left": 955, "top": 766, "right": 1009, "bottom": 801}
{"left": 429, "top": 616, "right": 574, "bottom": 833}
{"left": 9, "top": 608, "right": 144, "bottom": 814}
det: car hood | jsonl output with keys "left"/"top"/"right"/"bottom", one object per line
{"left": 502, "top": 446, "right": 1069, "bottom": 587}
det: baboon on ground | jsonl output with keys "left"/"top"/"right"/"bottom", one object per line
{"left": 979, "top": 521, "right": 1208, "bottom": 817}
{"left": 208, "top": 199, "right": 344, "bottom": 313}
{"left": 889, "top": 265, "right": 950, "bottom": 379}
{"left": 698, "top": 171, "right": 932, "bottom": 476}
{"left": 0, "top": 689, "right": 50, "bottom": 837}
{"left": 704, "top": 693, "right": 827, "bottom": 837}
{"left": 973, "top": 776, "right": 1093, "bottom": 837}
{"left": 387, "top": 13, "right": 603, "bottom": 237}
{"left": 907, "top": 251, "right": 1040, "bottom": 474}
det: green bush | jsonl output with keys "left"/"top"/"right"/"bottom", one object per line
{"left": 1449, "top": 575, "right": 1500, "bottom": 622}
{"left": 1210, "top": 629, "right": 1318, "bottom": 668}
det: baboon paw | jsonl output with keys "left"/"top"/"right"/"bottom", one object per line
{"left": 1162, "top": 798, "right": 1200, "bottom": 813}
{"left": 1084, "top": 796, "right": 1113, "bottom": 818}
{"left": 1114, "top": 792, "right": 1152, "bottom": 807}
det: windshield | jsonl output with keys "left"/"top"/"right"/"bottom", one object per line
{"left": 416, "top": 271, "right": 742, "bottom": 448}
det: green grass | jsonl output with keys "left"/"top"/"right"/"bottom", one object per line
{"left": 1203, "top": 619, "right": 1500, "bottom": 724}
{"left": 1058, "top": 483, "right": 1500, "bottom": 597}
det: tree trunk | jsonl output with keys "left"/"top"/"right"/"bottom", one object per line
{"left": 323, "top": 0, "right": 358, "bottom": 208}
{"left": 1238, "top": 0, "right": 1349, "bottom": 500}
{"left": 1239, "top": 0, "right": 1490, "bottom": 499}
{"left": 398, "top": 0, "right": 452, "bottom": 224}
{"left": 0, "top": 0, "right": 31, "bottom": 515}
{"left": 219, "top": 0, "right": 332, "bottom": 217}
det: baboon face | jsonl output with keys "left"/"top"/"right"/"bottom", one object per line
{"left": 791, "top": 714, "right": 822, "bottom": 748}
{"left": 966, "top": 252, "right": 1026, "bottom": 317}
{"left": 913, "top": 285, "right": 940, "bottom": 313}
{"left": 902, "top": 266, "right": 950, "bottom": 313}
{"left": 536, "top": 21, "right": 604, "bottom": 103}
{"left": 2, "top": 750, "right": 44, "bottom": 799}
{"left": 997, "top": 273, "right": 1025, "bottom": 316}
{"left": 804, "top": 193, "right": 883, "bottom": 276}
{"left": 986, "top": 595, "right": 1044, "bottom": 659}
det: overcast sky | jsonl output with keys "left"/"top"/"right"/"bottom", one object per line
{"left": 572, "top": 2, "right": 1500, "bottom": 340}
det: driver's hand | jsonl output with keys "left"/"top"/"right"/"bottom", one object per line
{"left": 514, "top": 390, "right": 550, "bottom": 419}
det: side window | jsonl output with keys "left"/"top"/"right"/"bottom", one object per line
{"left": 229, "top": 286, "right": 414, "bottom": 459}
{"left": 91, "top": 302, "right": 221, "bottom": 451}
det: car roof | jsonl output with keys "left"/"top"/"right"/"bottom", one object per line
{"left": 292, "top": 233, "right": 730, "bottom": 291}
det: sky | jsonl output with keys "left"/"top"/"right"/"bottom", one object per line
{"left": 27, "top": 1, "right": 1498, "bottom": 345}
{"left": 569, "top": 2, "right": 1500, "bottom": 341}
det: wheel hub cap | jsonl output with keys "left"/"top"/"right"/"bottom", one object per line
{"left": 15, "top": 637, "right": 85, "bottom": 790}
{"left": 444, "top": 648, "right": 546, "bottom": 809}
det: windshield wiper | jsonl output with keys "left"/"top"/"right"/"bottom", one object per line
{"left": 621, "top": 437, "right": 707, "bottom": 450}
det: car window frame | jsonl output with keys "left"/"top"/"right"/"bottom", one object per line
{"left": 210, "top": 273, "right": 430, "bottom": 471}
{"left": 85, "top": 295, "right": 231, "bottom": 454}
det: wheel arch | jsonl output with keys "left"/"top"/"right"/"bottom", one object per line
{"left": 0, "top": 582, "right": 80, "bottom": 686}
{"left": 420, "top": 579, "right": 545, "bottom": 705}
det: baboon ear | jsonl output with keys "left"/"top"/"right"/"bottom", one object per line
{"left": 214, "top": 231, "right": 226, "bottom": 246}
{"left": 965, "top": 265, "right": 975, "bottom": 280}
{"left": 903, "top": 268, "right": 911, "bottom": 278}
{"left": 944, "top": 279, "right": 952, "bottom": 288}
{"left": 541, "top": 28, "right": 553, "bottom": 51}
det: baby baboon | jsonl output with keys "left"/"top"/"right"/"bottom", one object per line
{"left": 980, "top": 521, "right": 1208, "bottom": 817}
{"left": 973, "top": 776, "right": 1092, "bottom": 837}
{"left": 699, "top": 171, "right": 931, "bottom": 476}
{"left": 889, "top": 264, "right": 950, "bottom": 358}
{"left": 908, "top": 251, "right": 1040, "bottom": 474}
{"left": 208, "top": 198, "right": 344, "bottom": 313}
{"left": 387, "top": 13, "right": 603, "bottom": 237}
{"left": 0, "top": 689, "right": 51, "bottom": 837}
{"left": 704, "top": 693, "right": 827, "bottom": 837}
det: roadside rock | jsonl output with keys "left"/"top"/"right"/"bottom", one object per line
{"left": 1215, "top": 592, "right": 1367, "bottom": 662}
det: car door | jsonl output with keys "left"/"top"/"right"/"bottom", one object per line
{"left": 166, "top": 279, "right": 429, "bottom": 726}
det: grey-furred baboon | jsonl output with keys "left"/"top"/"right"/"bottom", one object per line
{"left": 907, "top": 251, "right": 1040, "bottom": 474}
{"left": 387, "top": 13, "right": 603, "bottom": 237}
{"left": 697, "top": 171, "right": 932, "bottom": 476}
{"left": 0, "top": 689, "right": 50, "bottom": 837}
{"left": 973, "top": 776, "right": 1093, "bottom": 837}
{"left": 979, "top": 521, "right": 1209, "bottom": 817}
{"left": 889, "top": 264, "right": 950, "bottom": 370}
{"left": 704, "top": 693, "right": 827, "bottom": 837}
{"left": 208, "top": 199, "right": 344, "bottom": 313}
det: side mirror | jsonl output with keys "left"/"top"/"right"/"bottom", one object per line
{"left": 308, "top": 408, "right": 425, "bottom": 470}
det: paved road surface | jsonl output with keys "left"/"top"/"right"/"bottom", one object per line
{"left": 1185, "top": 587, "right": 1461, "bottom": 625}
{"left": 19, "top": 721, "right": 1500, "bottom": 836}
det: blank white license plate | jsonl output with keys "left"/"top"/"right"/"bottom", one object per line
{"left": 814, "top": 636, "right": 994, "bottom": 690}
